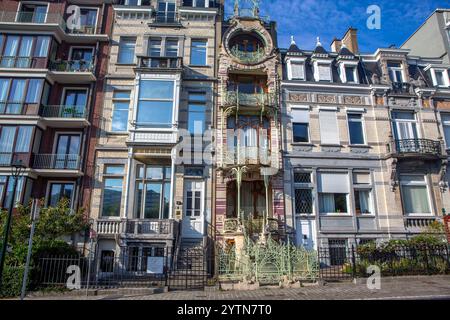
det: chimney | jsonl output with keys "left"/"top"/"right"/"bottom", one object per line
{"left": 330, "top": 38, "right": 342, "bottom": 53}
{"left": 341, "top": 27, "right": 359, "bottom": 54}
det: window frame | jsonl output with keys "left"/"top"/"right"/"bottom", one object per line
{"left": 352, "top": 171, "right": 374, "bottom": 216}
{"left": 45, "top": 181, "right": 76, "bottom": 209}
{"left": 346, "top": 112, "right": 366, "bottom": 146}
{"left": 441, "top": 113, "right": 450, "bottom": 149}
{"left": 387, "top": 61, "right": 405, "bottom": 83}
{"left": 187, "top": 91, "right": 207, "bottom": 135}
{"left": 293, "top": 170, "right": 314, "bottom": 216}
{"left": 190, "top": 39, "right": 208, "bottom": 66}
{"left": 110, "top": 90, "right": 131, "bottom": 133}
{"left": 100, "top": 164, "right": 125, "bottom": 218}
{"left": 399, "top": 174, "right": 433, "bottom": 217}
{"left": 431, "top": 68, "right": 450, "bottom": 87}
{"left": 117, "top": 36, "right": 137, "bottom": 65}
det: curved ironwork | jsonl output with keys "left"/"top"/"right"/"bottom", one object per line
{"left": 223, "top": 91, "right": 276, "bottom": 107}
{"left": 394, "top": 139, "right": 441, "bottom": 156}
{"left": 230, "top": 46, "right": 266, "bottom": 64}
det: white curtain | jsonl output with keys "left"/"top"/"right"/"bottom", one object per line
{"left": 358, "top": 190, "right": 370, "bottom": 214}
{"left": 319, "top": 194, "right": 335, "bottom": 213}
{"left": 402, "top": 186, "right": 431, "bottom": 214}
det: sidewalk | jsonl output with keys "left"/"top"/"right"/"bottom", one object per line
{"left": 21, "top": 275, "right": 450, "bottom": 300}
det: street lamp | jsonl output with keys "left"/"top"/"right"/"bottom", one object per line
{"left": 0, "top": 160, "right": 26, "bottom": 290}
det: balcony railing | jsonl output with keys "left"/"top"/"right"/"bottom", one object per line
{"left": 0, "top": 152, "right": 30, "bottom": 167}
{"left": 0, "top": 102, "right": 40, "bottom": 115}
{"left": 390, "top": 139, "right": 442, "bottom": 157}
{"left": 40, "top": 105, "right": 87, "bottom": 118}
{"left": 0, "top": 56, "right": 47, "bottom": 69}
{"left": 124, "top": 219, "right": 177, "bottom": 236}
{"left": 153, "top": 11, "right": 180, "bottom": 24}
{"left": 96, "top": 220, "right": 121, "bottom": 235}
{"left": 230, "top": 46, "right": 266, "bottom": 64}
{"left": 33, "top": 154, "right": 81, "bottom": 170}
{"left": 66, "top": 24, "right": 99, "bottom": 35}
{"left": 49, "top": 60, "right": 94, "bottom": 72}
{"left": 389, "top": 82, "right": 413, "bottom": 95}
{"left": 224, "top": 147, "right": 271, "bottom": 166}
{"left": 405, "top": 217, "right": 437, "bottom": 230}
{"left": 0, "top": 11, "right": 65, "bottom": 26}
{"left": 137, "top": 56, "right": 182, "bottom": 69}
{"left": 223, "top": 91, "right": 276, "bottom": 107}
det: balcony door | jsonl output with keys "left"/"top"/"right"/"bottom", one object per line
{"left": 62, "top": 89, "right": 88, "bottom": 117}
{"left": 54, "top": 134, "right": 80, "bottom": 169}
{"left": 18, "top": 4, "right": 48, "bottom": 23}
{"left": 182, "top": 180, "right": 204, "bottom": 238}
{"left": 392, "top": 112, "right": 418, "bottom": 140}
{"left": 157, "top": 0, "right": 176, "bottom": 23}
{"left": 70, "top": 48, "right": 94, "bottom": 71}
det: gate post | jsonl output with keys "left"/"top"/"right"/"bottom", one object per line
{"left": 351, "top": 245, "right": 356, "bottom": 279}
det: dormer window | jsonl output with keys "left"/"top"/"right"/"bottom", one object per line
{"left": 388, "top": 62, "right": 404, "bottom": 83}
{"left": 314, "top": 62, "right": 332, "bottom": 82}
{"left": 345, "top": 66, "right": 356, "bottom": 83}
{"left": 432, "top": 69, "right": 449, "bottom": 87}
{"left": 338, "top": 62, "right": 359, "bottom": 84}
{"left": 286, "top": 57, "right": 306, "bottom": 81}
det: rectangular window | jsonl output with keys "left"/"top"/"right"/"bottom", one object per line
{"left": 2, "top": 176, "right": 24, "bottom": 209}
{"left": 156, "top": 0, "right": 176, "bottom": 23}
{"left": 102, "top": 178, "right": 123, "bottom": 217}
{"left": 111, "top": 91, "right": 130, "bottom": 132}
{"left": 165, "top": 39, "right": 179, "bottom": 57}
{"left": 319, "top": 110, "right": 339, "bottom": 145}
{"left": 0, "top": 126, "right": 33, "bottom": 165}
{"left": 434, "top": 70, "right": 448, "bottom": 87}
{"left": 400, "top": 175, "right": 431, "bottom": 215}
{"left": 345, "top": 66, "right": 356, "bottom": 83}
{"left": 148, "top": 38, "right": 162, "bottom": 56}
{"left": 318, "top": 64, "right": 331, "bottom": 81}
{"left": 293, "top": 172, "right": 313, "bottom": 215}
{"left": 137, "top": 80, "right": 174, "bottom": 128}
{"left": 18, "top": 3, "right": 48, "bottom": 23}
{"left": 441, "top": 113, "right": 450, "bottom": 148}
{"left": 190, "top": 40, "right": 207, "bottom": 66}
{"left": 290, "top": 62, "right": 304, "bottom": 80}
{"left": 118, "top": 37, "right": 136, "bottom": 64}
{"left": 188, "top": 92, "right": 206, "bottom": 134}
{"left": 347, "top": 113, "right": 365, "bottom": 145}
{"left": 388, "top": 62, "right": 404, "bottom": 83}
{"left": 318, "top": 172, "right": 349, "bottom": 214}
{"left": 48, "top": 183, "right": 74, "bottom": 207}
{"left": 134, "top": 164, "right": 171, "bottom": 219}
{"left": 353, "top": 172, "right": 372, "bottom": 215}
{"left": 292, "top": 108, "right": 309, "bottom": 143}
{"left": 392, "top": 111, "right": 418, "bottom": 141}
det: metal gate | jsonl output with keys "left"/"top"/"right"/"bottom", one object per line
{"left": 168, "top": 246, "right": 207, "bottom": 291}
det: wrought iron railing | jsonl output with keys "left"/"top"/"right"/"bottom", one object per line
{"left": 49, "top": 60, "right": 94, "bottom": 72}
{"left": 124, "top": 219, "right": 177, "bottom": 236}
{"left": 40, "top": 105, "right": 87, "bottom": 118}
{"left": 224, "top": 147, "right": 271, "bottom": 166}
{"left": 223, "top": 91, "right": 276, "bottom": 107}
{"left": 154, "top": 11, "right": 180, "bottom": 24}
{"left": 230, "top": 46, "right": 266, "bottom": 64}
{"left": 389, "top": 82, "right": 413, "bottom": 94}
{"left": 33, "top": 154, "right": 81, "bottom": 170}
{"left": 391, "top": 139, "right": 442, "bottom": 156}
{"left": 137, "top": 56, "right": 182, "bottom": 69}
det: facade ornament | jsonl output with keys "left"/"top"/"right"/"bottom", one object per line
{"left": 290, "top": 35, "right": 296, "bottom": 45}
{"left": 371, "top": 73, "right": 380, "bottom": 85}
{"left": 316, "top": 37, "right": 322, "bottom": 47}
{"left": 390, "top": 158, "right": 399, "bottom": 192}
{"left": 439, "top": 159, "right": 448, "bottom": 193}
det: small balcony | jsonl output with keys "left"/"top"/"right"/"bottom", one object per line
{"left": 0, "top": 56, "right": 47, "bottom": 69}
{"left": 96, "top": 219, "right": 179, "bottom": 240}
{"left": 32, "top": 154, "right": 83, "bottom": 176}
{"left": 149, "top": 11, "right": 182, "bottom": 26}
{"left": 128, "top": 129, "right": 178, "bottom": 146}
{"left": 0, "top": 102, "right": 40, "bottom": 116}
{"left": 0, "top": 11, "right": 65, "bottom": 28}
{"left": 137, "top": 56, "right": 183, "bottom": 71}
{"left": 388, "top": 139, "right": 442, "bottom": 159}
{"left": 404, "top": 217, "right": 437, "bottom": 233}
{"left": 389, "top": 82, "right": 413, "bottom": 95}
{"left": 224, "top": 147, "right": 271, "bottom": 166}
{"left": 230, "top": 46, "right": 266, "bottom": 65}
{"left": 222, "top": 91, "right": 276, "bottom": 108}
{"left": 40, "top": 105, "right": 89, "bottom": 128}
{"left": 48, "top": 60, "right": 96, "bottom": 83}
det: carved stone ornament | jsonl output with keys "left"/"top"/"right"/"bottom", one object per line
{"left": 343, "top": 95, "right": 364, "bottom": 105}
{"left": 317, "top": 94, "right": 337, "bottom": 104}
{"left": 289, "top": 93, "right": 308, "bottom": 102}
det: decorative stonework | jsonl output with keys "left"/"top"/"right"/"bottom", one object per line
{"left": 435, "top": 100, "right": 450, "bottom": 110}
{"left": 343, "top": 95, "right": 364, "bottom": 105}
{"left": 289, "top": 93, "right": 309, "bottom": 102}
{"left": 317, "top": 94, "right": 337, "bottom": 104}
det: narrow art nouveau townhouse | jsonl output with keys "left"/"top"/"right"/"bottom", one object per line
{"left": 91, "top": 0, "right": 223, "bottom": 273}
{"left": 282, "top": 28, "right": 450, "bottom": 251}
{"left": 0, "top": 0, "right": 113, "bottom": 248}
{"left": 214, "top": 2, "right": 284, "bottom": 253}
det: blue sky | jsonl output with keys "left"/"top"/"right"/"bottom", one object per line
{"left": 225, "top": 0, "right": 450, "bottom": 53}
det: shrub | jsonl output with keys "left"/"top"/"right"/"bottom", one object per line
{"left": 0, "top": 265, "right": 27, "bottom": 298}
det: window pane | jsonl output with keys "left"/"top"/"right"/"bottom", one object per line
{"left": 291, "top": 63, "right": 304, "bottom": 79}
{"left": 25, "top": 79, "right": 42, "bottom": 103}
{"left": 188, "top": 104, "right": 206, "bottom": 134}
{"left": 102, "top": 178, "right": 123, "bottom": 217}
{"left": 190, "top": 40, "right": 207, "bottom": 66}
{"left": 105, "top": 165, "right": 125, "bottom": 174}
{"left": 144, "top": 183, "right": 161, "bottom": 218}
{"left": 436, "top": 71, "right": 445, "bottom": 86}
{"left": 293, "top": 123, "right": 309, "bottom": 143}
{"left": 118, "top": 37, "right": 136, "bottom": 64}
{"left": 355, "top": 190, "right": 371, "bottom": 214}
{"left": 15, "top": 126, "right": 32, "bottom": 152}
{"left": 112, "top": 102, "right": 129, "bottom": 131}
{"left": 319, "top": 193, "right": 347, "bottom": 213}
{"left": 166, "top": 39, "right": 178, "bottom": 57}
{"left": 163, "top": 182, "right": 170, "bottom": 219}
{"left": 149, "top": 39, "right": 161, "bottom": 56}
{"left": 34, "top": 36, "right": 50, "bottom": 57}
{"left": 348, "top": 115, "right": 364, "bottom": 144}
{"left": 137, "top": 101, "right": 173, "bottom": 126}
{"left": 345, "top": 67, "right": 355, "bottom": 82}
{"left": 295, "top": 189, "right": 312, "bottom": 214}
{"left": 401, "top": 185, "right": 431, "bottom": 214}
{"left": 113, "top": 91, "right": 131, "bottom": 99}
{"left": 146, "top": 167, "right": 163, "bottom": 180}
{"left": 139, "top": 80, "right": 174, "bottom": 99}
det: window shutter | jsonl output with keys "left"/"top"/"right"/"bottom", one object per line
{"left": 318, "top": 65, "right": 331, "bottom": 81}
{"left": 318, "top": 173, "right": 349, "bottom": 193}
{"left": 292, "top": 109, "right": 309, "bottom": 123}
{"left": 319, "top": 110, "right": 339, "bottom": 144}
{"left": 353, "top": 172, "right": 370, "bottom": 184}
{"left": 291, "top": 63, "right": 304, "bottom": 80}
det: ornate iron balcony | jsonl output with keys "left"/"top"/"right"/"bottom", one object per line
{"left": 392, "top": 139, "right": 442, "bottom": 156}
{"left": 230, "top": 46, "right": 266, "bottom": 64}
{"left": 223, "top": 91, "right": 276, "bottom": 107}
{"left": 389, "top": 82, "right": 413, "bottom": 95}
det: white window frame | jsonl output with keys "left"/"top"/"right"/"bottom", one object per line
{"left": 16, "top": 2, "right": 49, "bottom": 23}
{"left": 399, "top": 174, "right": 433, "bottom": 217}
{"left": 352, "top": 171, "right": 374, "bottom": 216}
{"left": 441, "top": 113, "right": 450, "bottom": 149}
{"left": 100, "top": 164, "right": 125, "bottom": 219}
{"left": 286, "top": 57, "right": 306, "bottom": 81}
{"left": 191, "top": 0, "right": 210, "bottom": 8}
{"left": 346, "top": 110, "right": 367, "bottom": 146}
{"left": 431, "top": 68, "right": 450, "bottom": 87}
{"left": 317, "top": 172, "right": 350, "bottom": 216}
{"left": 313, "top": 60, "right": 332, "bottom": 82}
{"left": 388, "top": 61, "right": 406, "bottom": 83}
{"left": 391, "top": 110, "right": 419, "bottom": 141}
{"left": 338, "top": 61, "right": 359, "bottom": 84}
{"left": 293, "top": 170, "right": 314, "bottom": 216}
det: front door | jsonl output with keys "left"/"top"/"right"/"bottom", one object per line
{"left": 182, "top": 180, "right": 204, "bottom": 238}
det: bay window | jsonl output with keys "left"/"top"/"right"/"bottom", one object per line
{"left": 0, "top": 125, "right": 33, "bottom": 165}
{"left": 318, "top": 172, "right": 349, "bottom": 214}
{"left": 0, "top": 35, "right": 50, "bottom": 68}
{"left": 0, "top": 78, "right": 44, "bottom": 114}
{"left": 400, "top": 175, "right": 431, "bottom": 215}
{"left": 137, "top": 80, "right": 175, "bottom": 128}
{"left": 134, "top": 164, "right": 171, "bottom": 219}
